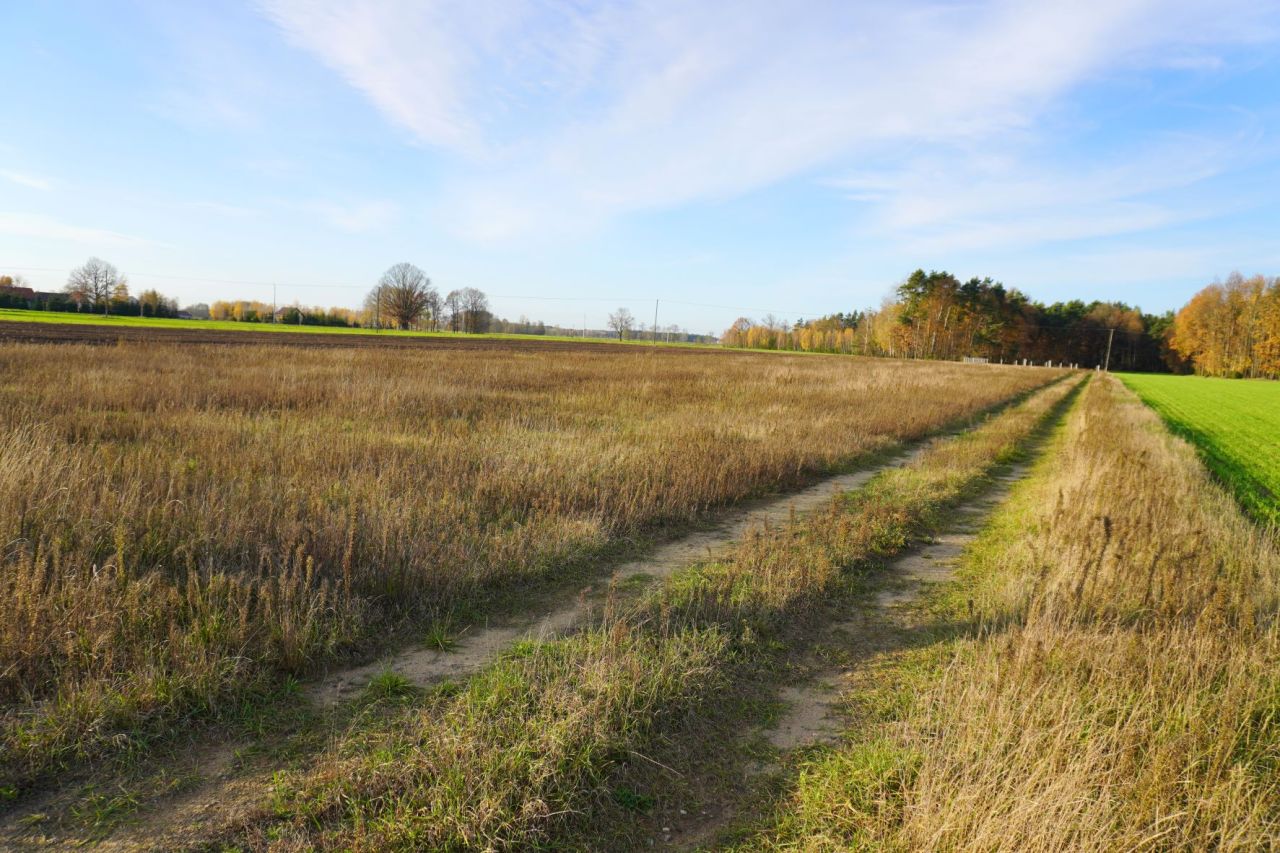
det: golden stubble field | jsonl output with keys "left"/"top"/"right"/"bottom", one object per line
{"left": 0, "top": 340, "right": 1053, "bottom": 789}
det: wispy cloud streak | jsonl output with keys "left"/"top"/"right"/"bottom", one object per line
{"left": 257, "top": 0, "right": 1273, "bottom": 243}
{"left": 1, "top": 170, "right": 54, "bottom": 191}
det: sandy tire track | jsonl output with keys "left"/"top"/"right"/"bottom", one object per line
{"left": 664, "top": 463, "right": 1033, "bottom": 851}
{"left": 307, "top": 441, "right": 939, "bottom": 707}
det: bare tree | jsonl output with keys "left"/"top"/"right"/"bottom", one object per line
{"left": 66, "top": 257, "right": 123, "bottom": 315}
{"left": 424, "top": 288, "right": 442, "bottom": 331}
{"left": 457, "top": 287, "right": 490, "bottom": 333}
{"left": 443, "top": 290, "right": 462, "bottom": 332}
{"left": 372, "top": 262, "right": 436, "bottom": 330}
{"left": 608, "top": 307, "right": 635, "bottom": 340}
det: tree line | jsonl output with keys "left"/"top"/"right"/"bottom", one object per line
{"left": 363, "top": 263, "right": 493, "bottom": 333}
{"left": 0, "top": 258, "right": 501, "bottom": 333}
{"left": 13, "top": 259, "right": 1274, "bottom": 372}
{"left": 1169, "top": 273, "right": 1280, "bottom": 379}
{"left": 722, "top": 269, "right": 1183, "bottom": 372}
{"left": 204, "top": 264, "right": 495, "bottom": 332}
{"left": 1, "top": 260, "right": 181, "bottom": 318}
{"left": 3, "top": 258, "right": 716, "bottom": 342}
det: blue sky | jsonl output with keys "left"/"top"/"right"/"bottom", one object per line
{"left": 2, "top": 0, "right": 1279, "bottom": 334}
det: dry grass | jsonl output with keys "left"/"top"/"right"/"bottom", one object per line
{"left": 662, "top": 374, "right": 1080, "bottom": 636}
{"left": 750, "top": 376, "right": 1280, "bottom": 851}
{"left": 0, "top": 341, "right": 1051, "bottom": 791}
{"left": 257, "top": 618, "right": 730, "bottom": 851}
{"left": 239, "top": 376, "right": 1079, "bottom": 851}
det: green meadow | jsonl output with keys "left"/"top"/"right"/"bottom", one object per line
{"left": 0, "top": 307, "right": 688, "bottom": 347}
{"left": 1121, "top": 372, "right": 1280, "bottom": 526}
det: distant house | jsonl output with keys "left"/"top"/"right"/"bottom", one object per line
{"left": 0, "top": 285, "right": 37, "bottom": 300}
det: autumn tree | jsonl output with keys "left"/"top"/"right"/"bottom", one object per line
{"left": 137, "top": 288, "right": 177, "bottom": 317}
{"left": 719, "top": 269, "right": 1180, "bottom": 369}
{"left": 721, "top": 317, "right": 753, "bottom": 347}
{"left": 1172, "top": 274, "right": 1280, "bottom": 378}
{"left": 1257, "top": 283, "right": 1280, "bottom": 377}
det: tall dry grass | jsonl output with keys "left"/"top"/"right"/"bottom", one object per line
{"left": 754, "top": 376, "right": 1280, "bottom": 851}
{"left": 241, "top": 377, "right": 1079, "bottom": 851}
{"left": 0, "top": 340, "right": 1051, "bottom": 789}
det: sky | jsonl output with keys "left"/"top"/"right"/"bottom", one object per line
{"left": 2, "top": 0, "right": 1280, "bottom": 334}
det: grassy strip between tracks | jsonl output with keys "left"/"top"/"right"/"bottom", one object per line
{"left": 229, "top": 376, "right": 1083, "bottom": 851}
{"left": 736, "top": 376, "right": 1280, "bottom": 851}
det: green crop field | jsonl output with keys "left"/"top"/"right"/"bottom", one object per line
{"left": 0, "top": 307, "right": 695, "bottom": 348}
{"left": 1121, "top": 373, "right": 1280, "bottom": 526}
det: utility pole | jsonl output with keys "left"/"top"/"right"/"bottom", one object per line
{"left": 272, "top": 283, "right": 277, "bottom": 323}
{"left": 653, "top": 299, "right": 659, "bottom": 346}
{"left": 583, "top": 313, "right": 587, "bottom": 339}
{"left": 1104, "top": 328, "right": 1116, "bottom": 372}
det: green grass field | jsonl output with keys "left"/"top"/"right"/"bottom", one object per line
{"left": 0, "top": 307, "right": 693, "bottom": 347}
{"left": 1121, "top": 373, "right": 1280, "bottom": 526}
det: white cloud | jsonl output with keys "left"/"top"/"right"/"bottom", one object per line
{"left": 1, "top": 170, "right": 53, "bottom": 191}
{"left": 832, "top": 133, "right": 1256, "bottom": 254}
{"left": 257, "top": 0, "right": 1276, "bottom": 241}
{"left": 0, "top": 212, "right": 154, "bottom": 247}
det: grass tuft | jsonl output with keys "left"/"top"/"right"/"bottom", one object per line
{"left": 363, "top": 670, "right": 417, "bottom": 702}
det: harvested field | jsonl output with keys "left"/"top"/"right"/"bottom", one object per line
{"left": 229, "top": 375, "right": 1082, "bottom": 851}
{"left": 0, "top": 339, "right": 1056, "bottom": 802}
{"left": 6, "top": 337, "right": 1276, "bottom": 853}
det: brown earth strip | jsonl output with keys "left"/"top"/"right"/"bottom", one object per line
{"left": 0, "top": 320, "right": 716, "bottom": 354}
